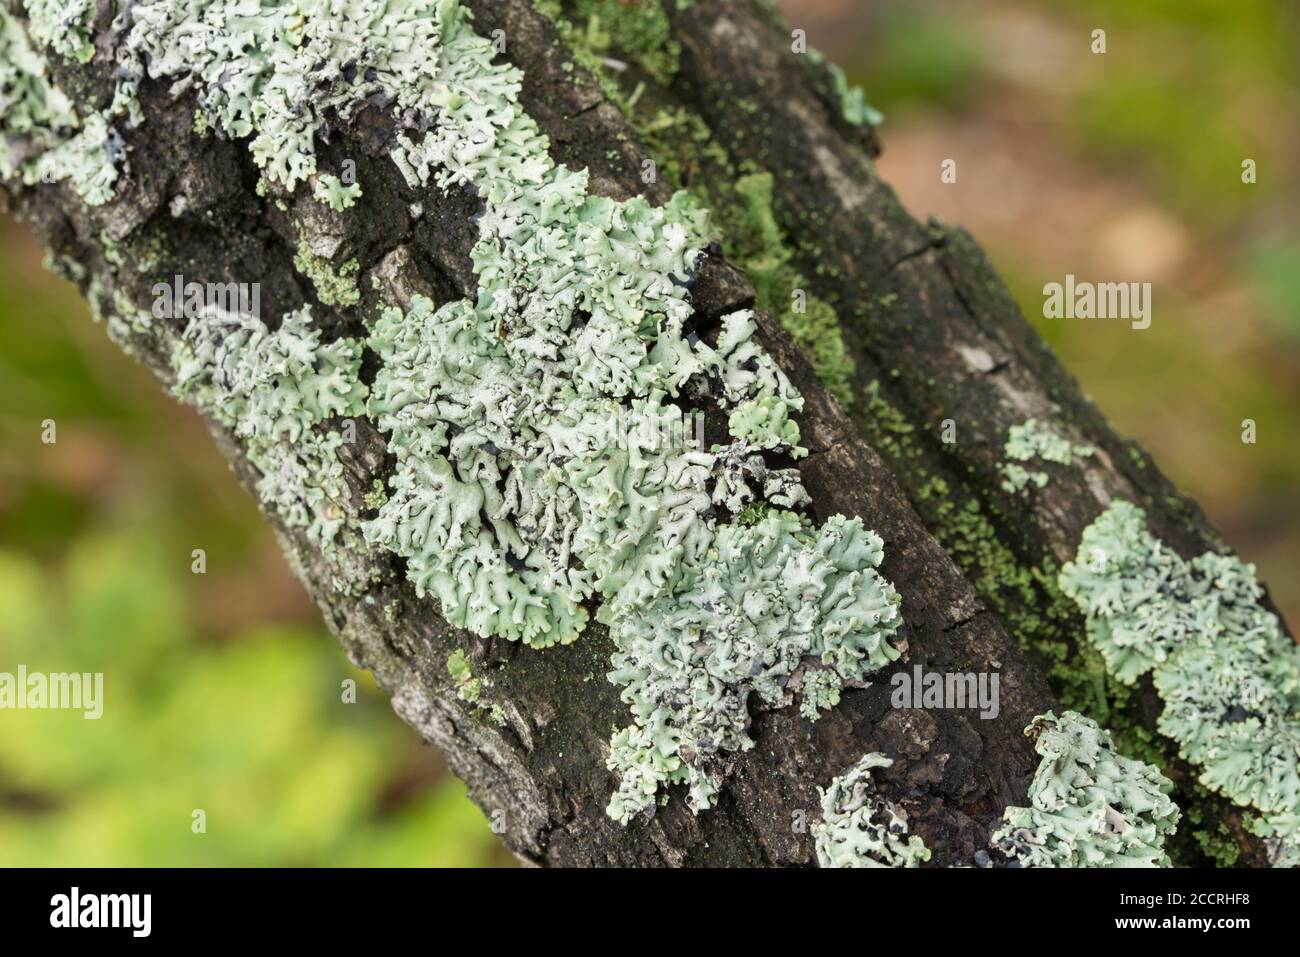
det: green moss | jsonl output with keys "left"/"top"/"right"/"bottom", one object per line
{"left": 536, "top": 0, "right": 681, "bottom": 88}
{"left": 857, "top": 380, "right": 919, "bottom": 463}
{"left": 727, "top": 173, "right": 855, "bottom": 404}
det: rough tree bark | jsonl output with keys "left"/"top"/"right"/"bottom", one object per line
{"left": 3, "top": 0, "right": 1285, "bottom": 866}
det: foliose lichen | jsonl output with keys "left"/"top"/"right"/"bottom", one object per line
{"left": 312, "top": 173, "right": 362, "bottom": 211}
{"left": 117, "top": 0, "right": 451, "bottom": 189}
{"left": 0, "top": 5, "right": 123, "bottom": 204}
{"left": 16, "top": 0, "right": 906, "bottom": 823}
{"left": 352, "top": 2, "right": 899, "bottom": 816}
{"left": 1060, "top": 502, "right": 1300, "bottom": 865}
{"left": 998, "top": 417, "right": 1093, "bottom": 493}
{"left": 170, "top": 306, "right": 368, "bottom": 548}
{"left": 813, "top": 753, "right": 930, "bottom": 868}
{"left": 989, "top": 710, "right": 1179, "bottom": 867}
{"left": 607, "top": 512, "right": 902, "bottom": 820}
{"left": 23, "top": 0, "right": 95, "bottom": 62}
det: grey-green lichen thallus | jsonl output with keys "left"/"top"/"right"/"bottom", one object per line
{"left": 6, "top": 1, "right": 1294, "bottom": 862}
{"left": 2, "top": 1, "right": 904, "bottom": 823}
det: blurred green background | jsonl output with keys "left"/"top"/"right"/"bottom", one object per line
{"left": 1, "top": 0, "right": 1296, "bottom": 866}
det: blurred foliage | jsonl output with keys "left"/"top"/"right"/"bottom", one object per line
{"left": 0, "top": 224, "right": 508, "bottom": 866}
{"left": 846, "top": 7, "right": 983, "bottom": 112}
{"left": 1066, "top": 0, "right": 1297, "bottom": 229}
{"left": 1248, "top": 240, "right": 1300, "bottom": 343}
{"left": 825, "top": 0, "right": 1300, "bottom": 627}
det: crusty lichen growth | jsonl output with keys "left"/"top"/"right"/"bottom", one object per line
{"left": 813, "top": 753, "right": 930, "bottom": 868}
{"left": 989, "top": 711, "right": 1179, "bottom": 867}
{"left": 1060, "top": 502, "right": 1300, "bottom": 865}
{"left": 998, "top": 418, "right": 1093, "bottom": 493}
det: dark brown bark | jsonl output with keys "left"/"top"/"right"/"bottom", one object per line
{"left": 4, "top": 0, "right": 1280, "bottom": 865}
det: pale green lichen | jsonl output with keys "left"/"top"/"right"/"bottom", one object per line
{"left": 23, "top": 0, "right": 95, "bottom": 63}
{"left": 990, "top": 710, "right": 1179, "bottom": 867}
{"left": 1060, "top": 502, "right": 1300, "bottom": 865}
{"left": 813, "top": 753, "right": 930, "bottom": 868}
{"left": 119, "top": 0, "right": 458, "bottom": 190}
{"left": 312, "top": 173, "right": 362, "bottom": 211}
{"left": 797, "top": 666, "right": 842, "bottom": 719}
{"left": 727, "top": 394, "right": 805, "bottom": 457}
{"left": 998, "top": 418, "right": 1093, "bottom": 492}
{"left": 607, "top": 512, "right": 902, "bottom": 820}
{"left": 170, "top": 306, "right": 368, "bottom": 547}
{"left": 355, "top": 1, "right": 811, "bottom": 658}
{"left": 348, "top": 2, "right": 895, "bottom": 818}
{"left": 22, "top": 0, "right": 904, "bottom": 822}
{"left": 0, "top": 5, "right": 122, "bottom": 204}
{"left": 827, "top": 63, "right": 883, "bottom": 127}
